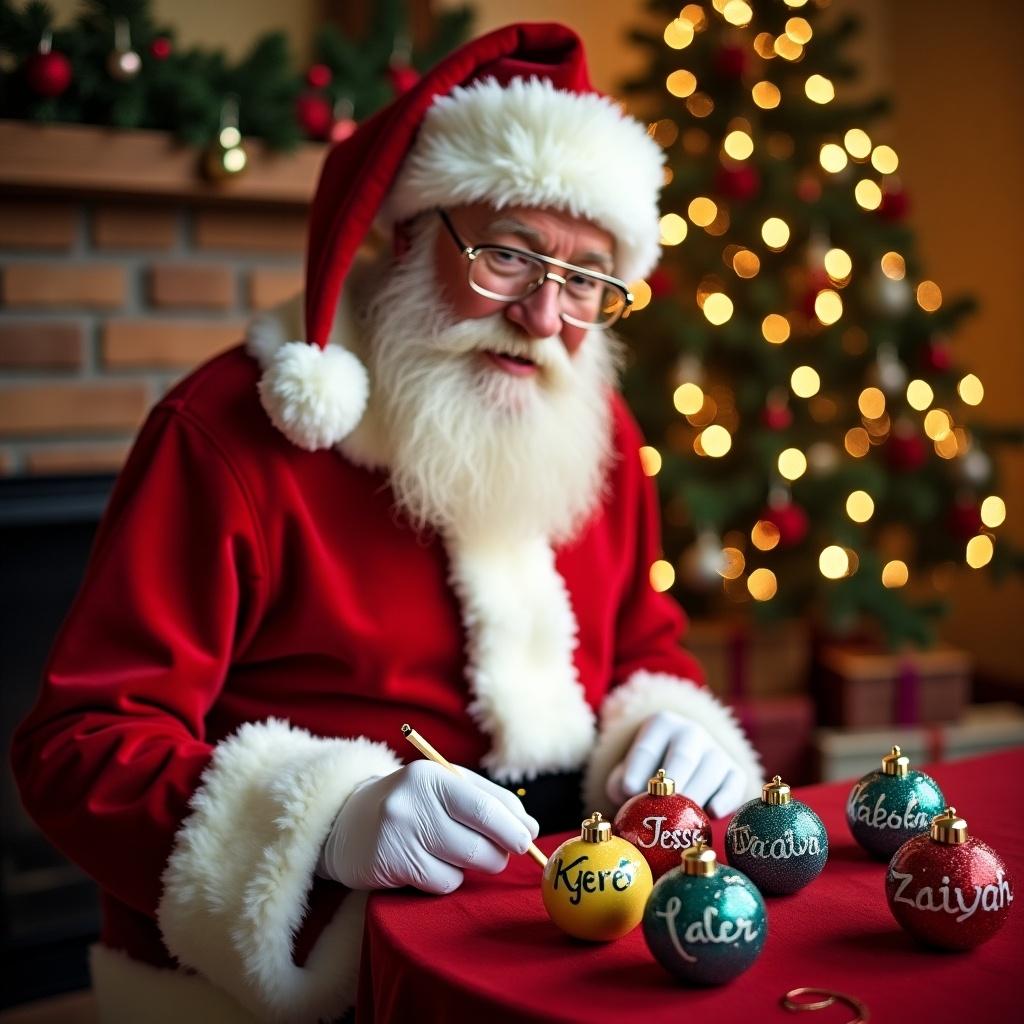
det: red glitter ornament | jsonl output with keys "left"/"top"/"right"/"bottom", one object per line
{"left": 149, "top": 37, "right": 172, "bottom": 60}
{"left": 613, "top": 770, "right": 712, "bottom": 880}
{"left": 886, "top": 807, "right": 1013, "bottom": 951}
{"left": 947, "top": 499, "right": 982, "bottom": 541}
{"left": 306, "top": 63, "right": 332, "bottom": 89}
{"left": 714, "top": 164, "right": 760, "bottom": 201}
{"left": 762, "top": 501, "right": 808, "bottom": 548}
{"left": 295, "top": 93, "right": 333, "bottom": 140}
{"left": 26, "top": 48, "right": 72, "bottom": 98}
{"left": 878, "top": 187, "right": 910, "bottom": 222}
{"left": 713, "top": 44, "right": 747, "bottom": 82}
{"left": 886, "top": 430, "right": 928, "bottom": 471}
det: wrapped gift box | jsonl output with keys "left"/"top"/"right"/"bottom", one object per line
{"left": 688, "top": 616, "right": 811, "bottom": 700}
{"left": 814, "top": 702, "right": 1024, "bottom": 781}
{"left": 735, "top": 695, "right": 816, "bottom": 786}
{"left": 815, "top": 644, "right": 971, "bottom": 729}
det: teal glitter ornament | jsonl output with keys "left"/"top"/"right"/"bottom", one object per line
{"left": 846, "top": 745, "right": 945, "bottom": 860}
{"left": 643, "top": 844, "right": 767, "bottom": 985}
{"left": 725, "top": 776, "right": 828, "bottom": 896}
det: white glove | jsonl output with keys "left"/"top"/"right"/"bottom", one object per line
{"left": 605, "top": 710, "right": 746, "bottom": 818}
{"left": 318, "top": 760, "right": 540, "bottom": 895}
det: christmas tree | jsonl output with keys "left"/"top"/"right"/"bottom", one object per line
{"left": 617, "top": 0, "right": 1019, "bottom": 647}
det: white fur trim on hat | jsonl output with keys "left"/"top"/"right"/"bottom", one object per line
{"left": 581, "top": 671, "right": 764, "bottom": 817}
{"left": 256, "top": 341, "right": 369, "bottom": 452}
{"left": 157, "top": 718, "right": 402, "bottom": 1023}
{"left": 382, "top": 77, "right": 665, "bottom": 284}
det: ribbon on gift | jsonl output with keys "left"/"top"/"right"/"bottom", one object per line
{"left": 894, "top": 656, "right": 920, "bottom": 726}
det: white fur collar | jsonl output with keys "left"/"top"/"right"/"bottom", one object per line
{"left": 244, "top": 287, "right": 594, "bottom": 779}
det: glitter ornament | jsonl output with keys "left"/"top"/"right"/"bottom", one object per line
{"left": 886, "top": 807, "right": 1013, "bottom": 950}
{"left": 726, "top": 776, "right": 828, "bottom": 896}
{"left": 846, "top": 746, "right": 945, "bottom": 860}
{"left": 613, "top": 770, "right": 712, "bottom": 880}
{"left": 643, "top": 844, "right": 767, "bottom": 985}
{"left": 541, "top": 812, "right": 653, "bottom": 942}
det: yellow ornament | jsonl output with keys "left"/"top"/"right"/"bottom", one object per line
{"left": 541, "top": 811, "right": 653, "bottom": 941}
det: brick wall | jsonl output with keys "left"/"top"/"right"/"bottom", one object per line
{"left": 0, "top": 198, "right": 307, "bottom": 476}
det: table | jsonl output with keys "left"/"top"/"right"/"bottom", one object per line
{"left": 357, "top": 748, "right": 1023, "bottom": 1023}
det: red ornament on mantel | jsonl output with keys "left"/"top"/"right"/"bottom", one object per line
{"left": 886, "top": 807, "right": 1013, "bottom": 950}
{"left": 613, "top": 770, "right": 712, "bottom": 880}
{"left": 26, "top": 46, "right": 72, "bottom": 98}
{"left": 388, "top": 61, "right": 420, "bottom": 96}
{"left": 296, "top": 92, "right": 334, "bottom": 140}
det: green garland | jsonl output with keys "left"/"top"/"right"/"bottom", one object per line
{"left": 0, "top": 0, "right": 472, "bottom": 149}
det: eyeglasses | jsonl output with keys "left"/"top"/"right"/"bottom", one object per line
{"left": 437, "top": 210, "right": 633, "bottom": 329}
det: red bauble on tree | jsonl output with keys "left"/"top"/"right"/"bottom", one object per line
{"left": 762, "top": 501, "right": 809, "bottom": 548}
{"left": 762, "top": 401, "right": 793, "bottom": 432}
{"left": 886, "top": 808, "right": 1013, "bottom": 950}
{"left": 613, "top": 770, "right": 712, "bottom": 880}
{"left": 26, "top": 41, "right": 72, "bottom": 98}
{"left": 713, "top": 44, "right": 747, "bottom": 81}
{"left": 647, "top": 266, "right": 675, "bottom": 300}
{"left": 149, "top": 37, "right": 172, "bottom": 60}
{"left": 715, "top": 163, "right": 760, "bottom": 201}
{"left": 295, "top": 93, "right": 334, "bottom": 140}
{"left": 886, "top": 426, "right": 928, "bottom": 471}
{"left": 878, "top": 185, "right": 910, "bottom": 222}
{"left": 921, "top": 338, "right": 952, "bottom": 373}
{"left": 947, "top": 498, "right": 982, "bottom": 541}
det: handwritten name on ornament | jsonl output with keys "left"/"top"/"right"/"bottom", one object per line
{"left": 551, "top": 855, "right": 635, "bottom": 906}
{"left": 730, "top": 825, "right": 820, "bottom": 859}
{"left": 636, "top": 816, "right": 707, "bottom": 850}
{"left": 655, "top": 897, "right": 761, "bottom": 963}
{"left": 847, "top": 784, "right": 930, "bottom": 831}
{"left": 890, "top": 868, "right": 1013, "bottom": 922}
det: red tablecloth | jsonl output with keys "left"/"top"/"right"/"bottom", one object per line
{"left": 357, "top": 749, "right": 1023, "bottom": 1023}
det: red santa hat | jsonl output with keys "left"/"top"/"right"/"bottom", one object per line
{"left": 257, "top": 22, "right": 665, "bottom": 451}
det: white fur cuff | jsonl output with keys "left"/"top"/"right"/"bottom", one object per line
{"left": 581, "top": 671, "right": 764, "bottom": 816}
{"left": 158, "top": 719, "right": 401, "bottom": 1023}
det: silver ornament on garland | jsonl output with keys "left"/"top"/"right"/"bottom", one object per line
{"left": 107, "top": 18, "right": 142, "bottom": 81}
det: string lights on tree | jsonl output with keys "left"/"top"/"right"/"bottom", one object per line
{"left": 618, "top": 0, "right": 1022, "bottom": 646}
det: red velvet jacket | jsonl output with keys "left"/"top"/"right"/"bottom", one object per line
{"left": 13, "top": 345, "right": 760, "bottom": 1022}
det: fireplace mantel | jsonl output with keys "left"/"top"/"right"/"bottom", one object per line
{"left": 0, "top": 120, "right": 327, "bottom": 208}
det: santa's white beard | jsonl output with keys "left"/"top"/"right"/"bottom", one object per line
{"left": 364, "top": 219, "right": 621, "bottom": 545}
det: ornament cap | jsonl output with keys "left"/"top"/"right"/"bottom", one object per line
{"left": 648, "top": 769, "right": 676, "bottom": 796}
{"left": 581, "top": 811, "right": 612, "bottom": 843}
{"left": 882, "top": 744, "right": 911, "bottom": 777}
{"left": 681, "top": 842, "right": 718, "bottom": 877}
{"left": 930, "top": 806, "right": 968, "bottom": 845}
{"left": 762, "top": 774, "right": 792, "bottom": 805}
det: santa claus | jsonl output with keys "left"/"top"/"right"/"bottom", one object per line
{"left": 13, "top": 23, "right": 761, "bottom": 1023}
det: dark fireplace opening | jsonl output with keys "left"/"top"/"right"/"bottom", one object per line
{"left": 1, "top": 474, "right": 114, "bottom": 1009}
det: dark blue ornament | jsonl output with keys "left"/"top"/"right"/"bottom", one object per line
{"left": 725, "top": 775, "right": 828, "bottom": 896}
{"left": 846, "top": 745, "right": 945, "bottom": 859}
{"left": 643, "top": 845, "right": 766, "bottom": 985}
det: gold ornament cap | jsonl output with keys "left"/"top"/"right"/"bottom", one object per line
{"left": 882, "top": 745, "right": 910, "bottom": 777}
{"left": 580, "top": 811, "right": 612, "bottom": 843}
{"left": 682, "top": 842, "right": 718, "bottom": 877}
{"left": 648, "top": 769, "right": 676, "bottom": 796}
{"left": 930, "top": 806, "right": 968, "bottom": 845}
{"left": 762, "top": 775, "right": 792, "bottom": 805}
